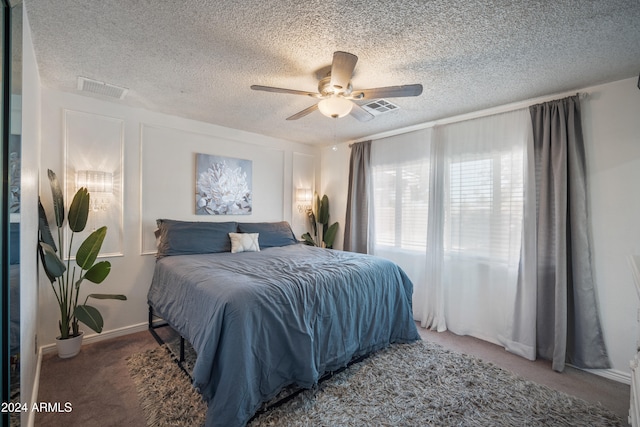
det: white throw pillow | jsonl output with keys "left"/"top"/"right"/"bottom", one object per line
{"left": 229, "top": 232, "right": 260, "bottom": 253}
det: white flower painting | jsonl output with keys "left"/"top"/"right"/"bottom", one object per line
{"left": 196, "top": 153, "right": 252, "bottom": 215}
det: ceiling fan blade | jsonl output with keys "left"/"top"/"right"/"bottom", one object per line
{"left": 350, "top": 104, "right": 375, "bottom": 122}
{"left": 251, "top": 85, "right": 319, "bottom": 97}
{"left": 286, "top": 103, "right": 319, "bottom": 120}
{"left": 351, "top": 84, "right": 423, "bottom": 99}
{"left": 329, "top": 51, "right": 358, "bottom": 92}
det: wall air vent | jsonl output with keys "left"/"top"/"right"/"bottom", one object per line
{"left": 361, "top": 99, "right": 399, "bottom": 115}
{"left": 77, "top": 77, "right": 128, "bottom": 99}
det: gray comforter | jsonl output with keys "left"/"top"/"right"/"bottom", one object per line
{"left": 147, "top": 244, "right": 420, "bottom": 427}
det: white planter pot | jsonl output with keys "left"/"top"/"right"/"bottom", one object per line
{"left": 55, "top": 331, "right": 84, "bottom": 359}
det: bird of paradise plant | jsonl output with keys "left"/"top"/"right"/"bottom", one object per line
{"left": 301, "top": 194, "right": 339, "bottom": 249}
{"left": 38, "top": 169, "right": 126, "bottom": 340}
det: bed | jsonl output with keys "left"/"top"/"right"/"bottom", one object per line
{"left": 147, "top": 220, "right": 420, "bottom": 427}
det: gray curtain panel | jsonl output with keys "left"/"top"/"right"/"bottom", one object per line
{"left": 344, "top": 140, "right": 372, "bottom": 254}
{"left": 530, "top": 95, "right": 610, "bottom": 371}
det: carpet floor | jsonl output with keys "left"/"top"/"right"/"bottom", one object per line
{"left": 128, "top": 340, "right": 624, "bottom": 426}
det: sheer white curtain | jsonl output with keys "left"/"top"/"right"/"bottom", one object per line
{"left": 433, "top": 110, "right": 531, "bottom": 347}
{"left": 371, "top": 129, "right": 432, "bottom": 300}
{"left": 371, "top": 109, "right": 533, "bottom": 351}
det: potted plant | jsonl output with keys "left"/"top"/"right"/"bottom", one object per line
{"left": 38, "top": 169, "right": 126, "bottom": 358}
{"left": 301, "top": 194, "right": 339, "bottom": 248}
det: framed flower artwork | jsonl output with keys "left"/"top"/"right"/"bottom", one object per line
{"left": 195, "top": 153, "right": 252, "bottom": 215}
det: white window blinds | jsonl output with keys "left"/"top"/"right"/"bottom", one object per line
{"left": 370, "top": 130, "right": 431, "bottom": 251}
{"left": 372, "top": 160, "right": 429, "bottom": 250}
{"left": 446, "top": 150, "right": 523, "bottom": 261}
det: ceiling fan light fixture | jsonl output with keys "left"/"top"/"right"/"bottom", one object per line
{"left": 251, "top": 51, "right": 422, "bottom": 121}
{"left": 318, "top": 96, "right": 353, "bottom": 118}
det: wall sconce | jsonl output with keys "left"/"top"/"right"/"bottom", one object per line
{"left": 296, "top": 188, "right": 313, "bottom": 213}
{"left": 76, "top": 170, "right": 114, "bottom": 211}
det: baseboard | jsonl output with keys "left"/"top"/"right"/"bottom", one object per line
{"left": 579, "top": 366, "right": 631, "bottom": 385}
{"left": 40, "top": 322, "right": 150, "bottom": 355}
{"left": 25, "top": 347, "right": 43, "bottom": 427}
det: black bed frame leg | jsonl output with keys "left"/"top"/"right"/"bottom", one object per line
{"left": 149, "top": 305, "right": 186, "bottom": 363}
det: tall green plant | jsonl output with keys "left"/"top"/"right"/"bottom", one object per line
{"left": 301, "top": 194, "right": 339, "bottom": 248}
{"left": 38, "top": 169, "right": 126, "bottom": 340}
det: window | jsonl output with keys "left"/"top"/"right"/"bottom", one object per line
{"left": 371, "top": 109, "right": 531, "bottom": 343}
{"left": 372, "top": 159, "right": 429, "bottom": 251}
{"left": 446, "top": 150, "right": 523, "bottom": 262}
{"left": 448, "top": 157, "right": 493, "bottom": 256}
{"left": 371, "top": 145, "right": 523, "bottom": 260}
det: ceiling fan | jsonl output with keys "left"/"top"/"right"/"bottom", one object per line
{"left": 250, "top": 51, "right": 423, "bottom": 121}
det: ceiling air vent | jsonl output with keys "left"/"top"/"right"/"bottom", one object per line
{"left": 77, "top": 77, "right": 128, "bottom": 99}
{"left": 361, "top": 99, "right": 399, "bottom": 115}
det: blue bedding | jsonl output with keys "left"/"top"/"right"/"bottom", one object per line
{"left": 147, "top": 244, "right": 420, "bottom": 426}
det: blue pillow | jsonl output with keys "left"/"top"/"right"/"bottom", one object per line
{"left": 156, "top": 219, "right": 238, "bottom": 258}
{"left": 237, "top": 221, "right": 298, "bottom": 249}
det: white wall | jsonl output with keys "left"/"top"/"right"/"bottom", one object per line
{"left": 20, "top": 4, "right": 41, "bottom": 421}
{"left": 323, "top": 77, "right": 640, "bottom": 378}
{"left": 320, "top": 144, "right": 351, "bottom": 250}
{"left": 583, "top": 78, "right": 640, "bottom": 376}
{"left": 38, "top": 89, "right": 319, "bottom": 348}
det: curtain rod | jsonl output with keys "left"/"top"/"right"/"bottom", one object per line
{"left": 348, "top": 91, "right": 590, "bottom": 146}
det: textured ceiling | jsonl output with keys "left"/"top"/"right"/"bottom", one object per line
{"left": 24, "top": 0, "right": 640, "bottom": 146}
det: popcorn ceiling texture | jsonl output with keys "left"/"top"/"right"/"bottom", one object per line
{"left": 24, "top": 0, "right": 640, "bottom": 145}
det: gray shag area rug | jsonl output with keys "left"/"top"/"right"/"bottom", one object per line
{"left": 127, "top": 345, "right": 205, "bottom": 426}
{"left": 127, "top": 340, "right": 623, "bottom": 426}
